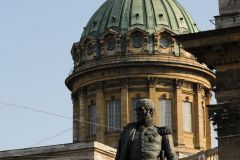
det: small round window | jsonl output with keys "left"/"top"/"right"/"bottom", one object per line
{"left": 131, "top": 32, "right": 143, "bottom": 48}
{"left": 160, "top": 37, "right": 170, "bottom": 48}
{"left": 106, "top": 37, "right": 116, "bottom": 51}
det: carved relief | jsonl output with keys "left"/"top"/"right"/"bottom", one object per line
{"left": 120, "top": 35, "right": 127, "bottom": 55}
{"left": 96, "top": 81, "right": 104, "bottom": 90}
{"left": 80, "top": 37, "right": 98, "bottom": 61}
{"left": 100, "top": 30, "right": 120, "bottom": 56}
{"left": 126, "top": 28, "right": 149, "bottom": 54}
{"left": 174, "top": 79, "right": 184, "bottom": 89}
{"left": 182, "top": 81, "right": 193, "bottom": 89}
{"left": 147, "top": 77, "right": 158, "bottom": 87}
{"left": 154, "top": 30, "right": 173, "bottom": 55}
{"left": 194, "top": 83, "right": 204, "bottom": 92}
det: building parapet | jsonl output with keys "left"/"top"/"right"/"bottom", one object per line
{"left": 180, "top": 148, "right": 218, "bottom": 160}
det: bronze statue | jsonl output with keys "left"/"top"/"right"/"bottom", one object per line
{"left": 116, "top": 99, "right": 178, "bottom": 160}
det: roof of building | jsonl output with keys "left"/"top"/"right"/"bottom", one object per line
{"left": 81, "top": 0, "right": 199, "bottom": 39}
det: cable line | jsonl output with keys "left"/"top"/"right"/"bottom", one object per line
{"left": 0, "top": 101, "right": 122, "bottom": 131}
{"left": 33, "top": 127, "right": 72, "bottom": 147}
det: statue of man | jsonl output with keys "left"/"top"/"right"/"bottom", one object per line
{"left": 115, "top": 99, "right": 178, "bottom": 160}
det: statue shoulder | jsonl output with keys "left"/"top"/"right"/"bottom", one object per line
{"left": 123, "top": 122, "right": 137, "bottom": 130}
{"left": 157, "top": 126, "right": 173, "bottom": 135}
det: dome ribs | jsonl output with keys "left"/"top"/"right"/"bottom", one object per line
{"left": 131, "top": 0, "right": 144, "bottom": 26}
{"left": 159, "top": 0, "right": 173, "bottom": 29}
{"left": 145, "top": 0, "right": 156, "bottom": 31}
{"left": 98, "top": 0, "right": 116, "bottom": 34}
{"left": 108, "top": 0, "right": 125, "bottom": 29}
{"left": 174, "top": 0, "right": 198, "bottom": 33}
{"left": 162, "top": 0, "right": 179, "bottom": 30}
{"left": 81, "top": 0, "right": 199, "bottom": 38}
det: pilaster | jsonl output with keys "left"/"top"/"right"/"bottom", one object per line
{"left": 148, "top": 77, "right": 158, "bottom": 125}
{"left": 120, "top": 79, "right": 129, "bottom": 128}
{"left": 193, "top": 83, "right": 205, "bottom": 149}
{"left": 205, "top": 89, "right": 212, "bottom": 149}
{"left": 95, "top": 81, "right": 105, "bottom": 143}
{"left": 78, "top": 87, "right": 87, "bottom": 142}
{"left": 72, "top": 93, "right": 79, "bottom": 143}
{"left": 174, "top": 79, "right": 184, "bottom": 146}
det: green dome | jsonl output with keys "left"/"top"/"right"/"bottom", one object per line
{"left": 82, "top": 0, "right": 199, "bottom": 38}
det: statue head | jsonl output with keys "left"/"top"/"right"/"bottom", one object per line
{"left": 135, "top": 99, "right": 154, "bottom": 125}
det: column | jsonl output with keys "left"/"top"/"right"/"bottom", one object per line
{"left": 205, "top": 89, "right": 212, "bottom": 149}
{"left": 96, "top": 81, "right": 105, "bottom": 143}
{"left": 72, "top": 93, "right": 79, "bottom": 143}
{"left": 174, "top": 79, "right": 184, "bottom": 146}
{"left": 78, "top": 87, "right": 87, "bottom": 142}
{"left": 148, "top": 77, "right": 158, "bottom": 125}
{"left": 193, "top": 83, "right": 205, "bottom": 149}
{"left": 121, "top": 78, "right": 129, "bottom": 128}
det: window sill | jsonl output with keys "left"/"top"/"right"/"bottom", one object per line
{"left": 184, "top": 132, "right": 194, "bottom": 137}
{"left": 86, "top": 135, "right": 96, "bottom": 141}
{"left": 105, "top": 131, "right": 121, "bottom": 137}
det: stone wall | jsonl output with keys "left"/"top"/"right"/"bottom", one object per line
{"left": 0, "top": 142, "right": 116, "bottom": 160}
{"left": 218, "top": 135, "right": 240, "bottom": 160}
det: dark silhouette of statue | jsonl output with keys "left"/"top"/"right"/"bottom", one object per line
{"left": 116, "top": 99, "right": 178, "bottom": 160}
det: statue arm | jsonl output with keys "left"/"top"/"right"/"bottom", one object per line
{"left": 162, "top": 134, "right": 178, "bottom": 160}
{"left": 158, "top": 127, "right": 178, "bottom": 160}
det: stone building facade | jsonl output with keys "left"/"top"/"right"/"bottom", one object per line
{"left": 0, "top": 0, "right": 220, "bottom": 159}
{"left": 176, "top": 0, "right": 240, "bottom": 159}
{"left": 65, "top": 0, "right": 215, "bottom": 158}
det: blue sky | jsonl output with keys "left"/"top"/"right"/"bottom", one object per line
{"left": 0, "top": 0, "right": 218, "bottom": 151}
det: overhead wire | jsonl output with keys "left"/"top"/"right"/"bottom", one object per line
{"left": 0, "top": 101, "right": 122, "bottom": 131}
{"left": 33, "top": 127, "right": 72, "bottom": 147}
